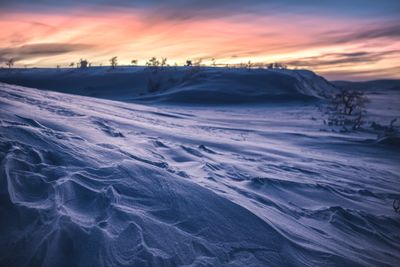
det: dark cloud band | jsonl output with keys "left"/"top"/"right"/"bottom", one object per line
{"left": 0, "top": 43, "right": 92, "bottom": 62}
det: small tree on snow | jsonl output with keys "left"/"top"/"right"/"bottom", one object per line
{"left": 110, "top": 56, "right": 118, "bottom": 69}
{"left": 6, "top": 58, "right": 14, "bottom": 68}
{"left": 146, "top": 57, "right": 160, "bottom": 67}
{"left": 79, "top": 59, "right": 89, "bottom": 68}
{"left": 332, "top": 90, "right": 368, "bottom": 116}
{"left": 247, "top": 60, "right": 252, "bottom": 69}
{"left": 327, "top": 90, "right": 368, "bottom": 130}
{"left": 373, "top": 118, "right": 399, "bottom": 140}
{"left": 211, "top": 58, "right": 216, "bottom": 67}
{"left": 267, "top": 62, "right": 287, "bottom": 69}
{"left": 161, "top": 58, "right": 167, "bottom": 67}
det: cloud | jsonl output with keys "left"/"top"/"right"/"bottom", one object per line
{"left": 285, "top": 50, "right": 400, "bottom": 69}
{"left": 0, "top": 43, "right": 92, "bottom": 63}
{"left": 322, "top": 65, "right": 400, "bottom": 81}
{"left": 321, "top": 22, "right": 400, "bottom": 45}
{"left": 1, "top": 0, "right": 400, "bottom": 20}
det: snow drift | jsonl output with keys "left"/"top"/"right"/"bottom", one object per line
{"left": 1, "top": 82, "right": 399, "bottom": 266}
{"left": 0, "top": 67, "right": 337, "bottom": 103}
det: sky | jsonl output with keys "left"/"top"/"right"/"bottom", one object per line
{"left": 0, "top": 0, "right": 399, "bottom": 80}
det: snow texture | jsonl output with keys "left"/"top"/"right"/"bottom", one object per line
{"left": 0, "top": 68, "right": 399, "bottom": 267}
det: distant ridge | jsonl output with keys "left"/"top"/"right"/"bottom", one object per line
{"left": 332, "top": 79, "right": 400, "bottom": 91}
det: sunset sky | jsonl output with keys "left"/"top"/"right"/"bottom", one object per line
{"left": 1, "top": 0, "right": 399, "bottom": 80}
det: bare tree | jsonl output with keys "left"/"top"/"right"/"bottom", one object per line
{"left": 6, "top": 58, "right": 14, "bottom": 68}
{"left": 327, "top": 90, "right": 368, "bottom": 130}
{"left": 211, "top": 58, "right": 216, "bottom": 67}
{"left": 161, "top": 57, "right": 167, "bottom": 67}
{"left": 373, "top": 118, "right": 399, "bottom": 140}
{"left": 332, "top": 90, "right": 368, "bottom": 116}
{"left": 131, "top": 59, "right": 138, "bottom": 66}
{"left": 110, "top": 56, "right": 118, "bottom": 69}
{"left": 146, "top": 57, "right": 160, "bottom": 67}
{"left": 247, "top": 60, "right": 252, "bottom": 69}
{"left": 79, "top": 59, "right": 89, "bottom": 68}
{"left": 267, "top": 62, "right": 287, "bottom": 69}
{"left": 69, "top": 62, "right": 75, "bottom": 68}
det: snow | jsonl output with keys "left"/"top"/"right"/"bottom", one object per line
{"left": 0, "top": 67, "right": 336, "bottom": 102}
{"left": 0, "top": 68, "right": 399, "bottom": 266}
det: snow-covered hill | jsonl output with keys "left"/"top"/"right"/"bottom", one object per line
{"left": 1, "top": 82, "right": 399, "bottom": 266}
{"left": 0, "top": 67, "right": 336, "bottom": 103}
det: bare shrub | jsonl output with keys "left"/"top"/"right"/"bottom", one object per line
{"left": 211, "top": 58, "right": 216, "bottom": 67}
{"left": 161, "top": 58, "right": 168, "bottom": 67}
{"left": 79, "top": 59, "right": 89, "bottom": 69}
{"left": 110, "top": 56, "right": 118, "bottom": 69}
{"left": 6, "top": 58, "right": 14, "bottom": 68}
{"left": 146, "top": 57, "right": 160, "bottom": 67}
{"left": 327, "top": 90, "right": 368, "bottom": 131}
{"left": 267, "top": 62, "right": 287, "bottom": 69}
{"left": 372, "top": 118, "right": 399, "bottom": 140}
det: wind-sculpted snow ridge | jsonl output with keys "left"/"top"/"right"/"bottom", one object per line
{"left": 0, "top": 83, "right": 399, "bottom": 267}
{"left": 0, "top": 67, "right": 337, "bottom": 103}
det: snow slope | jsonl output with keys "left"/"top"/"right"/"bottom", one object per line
{"left": 1, "top": 82, "right": 400, "bottom": 266}
{"left": 0, "top": 67, "right": 336, "bottom": 103}
{"left": 132, "top": 68, "right": 336, "bottom": 103}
